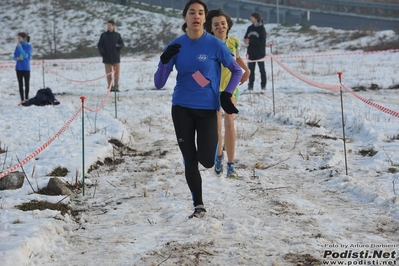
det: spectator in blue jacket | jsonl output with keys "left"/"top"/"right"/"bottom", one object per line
{"left": 13, "top": 32, "right": 32, "bottom": 105}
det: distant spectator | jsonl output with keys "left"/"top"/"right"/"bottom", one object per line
{"left": 244, "top": 12, "right": 267, "bottom": 91}
{"left": 97, "top": 20, "right": 124, "bottom": 92}
{"left": 13, "top": 32, "right": 32, "bottom": 105}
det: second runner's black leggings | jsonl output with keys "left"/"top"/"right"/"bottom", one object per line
{"left": 172, "top": 105, "right": 218, "bottom": 207}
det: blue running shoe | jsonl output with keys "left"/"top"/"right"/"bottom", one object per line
{"left": 227, "top": 162, "right": 238, "bottom": 179}
{"left": 214, "top": 154, "right": 223, "bottom": 177}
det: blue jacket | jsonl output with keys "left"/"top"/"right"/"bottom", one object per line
{"left": 13, "top": 41, "right": 32, "bottom": 71}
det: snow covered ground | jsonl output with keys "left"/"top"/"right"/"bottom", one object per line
{"left": 1, "top": 1, "right": 399, "bottom": 265}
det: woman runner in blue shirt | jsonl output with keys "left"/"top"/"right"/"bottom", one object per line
{"left": 154, "top": 0, "right": 242, "bottom": 219}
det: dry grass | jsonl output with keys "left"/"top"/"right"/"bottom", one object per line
{"left": 16, "top": 200, "right": 73, "bottom": 216}
{"left": 284, "top": 252, "right": 321, "bottom": 266}
{"left": 48, "top": 166, "right": 69, "bottom": 177}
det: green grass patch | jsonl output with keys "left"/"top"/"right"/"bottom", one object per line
{"left": 358, "top": 148, "right": 378, "bottom": 157}
{"left": 388, "top": 167, "right": 398, "bottom": 174}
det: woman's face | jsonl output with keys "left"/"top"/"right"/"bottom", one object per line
{"left": 17, "top": 36, "right": 24, "bottom": 42}
{"left": 250, "top": 16, "right": 257, "bottom": 24}
{"left": 211, "top": 15, "right": 228, "bottom": 40}
{"left": 184, "top": 3, "right": 206, "bottom": 32}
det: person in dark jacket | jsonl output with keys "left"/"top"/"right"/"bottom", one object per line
{"left": 244, "top": 12, "right": 267, "bottom": 91}
{"left": 97, "top": 20, "right": 124, "bottom": 92}
{"left": 13, "top": 32, "right": 32, "bottom": 105}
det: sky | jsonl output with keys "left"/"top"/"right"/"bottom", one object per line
{"left": 1, "top": 1, "right": 399, "bottom": 265}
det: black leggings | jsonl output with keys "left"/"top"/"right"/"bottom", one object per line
{"left": 248, "top": 61, "right": 267, "bottom": 88}
{"left": 172, "top": 105, "right": 218, "bottom": 207}
{"left": 16, "top": 70, "right": 30, "bottom": 101}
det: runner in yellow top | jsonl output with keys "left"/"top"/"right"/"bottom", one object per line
{"left": 205, "top": 9, "right": 251, "bottom": 178}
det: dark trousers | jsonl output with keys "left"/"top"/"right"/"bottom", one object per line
{"left": 248, "top": 61, "right": 267, "bottom": 88}
{"left": 16, "top": 70, "right": 30, "bottom": 101}
{"left": 172, "top": 105, "right": 218, "bottom": 207}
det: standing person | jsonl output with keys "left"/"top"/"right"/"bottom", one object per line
{"left": 154, "top": 0, "right": 242, "bottom": 218}
{"left": 205, "top": 9, "right": 250, "bottom": 178}
{"left": 97, "top": 19, "right": 124, "bottom": 92}
{"left": 244, "top": 12, "right": 267, "bottom": 91}
{"left": 13, "top": 32, "right": 32, "bottom": 105}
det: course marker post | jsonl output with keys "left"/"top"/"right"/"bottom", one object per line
{"left": 270, "top": 43, "right": 275, "bottom": 115}
{"left": 80, "top": 96, "right": 86, "bottom": 196}
{"left": 42, "top": 60, "right": 45, "bottom": 88}
{"left": 113, "top": 66, "right": 118, "bottom": 118}
{"left": 338, "top": 72, "right": 348, "bottom": 176}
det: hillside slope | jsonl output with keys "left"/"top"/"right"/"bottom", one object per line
{"left": 1, "top": 0, "right": 398, "bottom": 61}
{"left": 0, "top": 0, "right": 182, "bottom": 60}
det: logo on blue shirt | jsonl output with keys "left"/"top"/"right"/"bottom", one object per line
{"left": 196, "top": 54, "right": 208, "bottom": 61}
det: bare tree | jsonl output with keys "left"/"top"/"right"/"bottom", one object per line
{"left": 40, "top": 0, "right": 61, "bottom": 58}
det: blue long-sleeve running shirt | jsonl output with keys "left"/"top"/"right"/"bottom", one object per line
{"left": 154, "top": 32, "right": 242, "bottom": 110}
